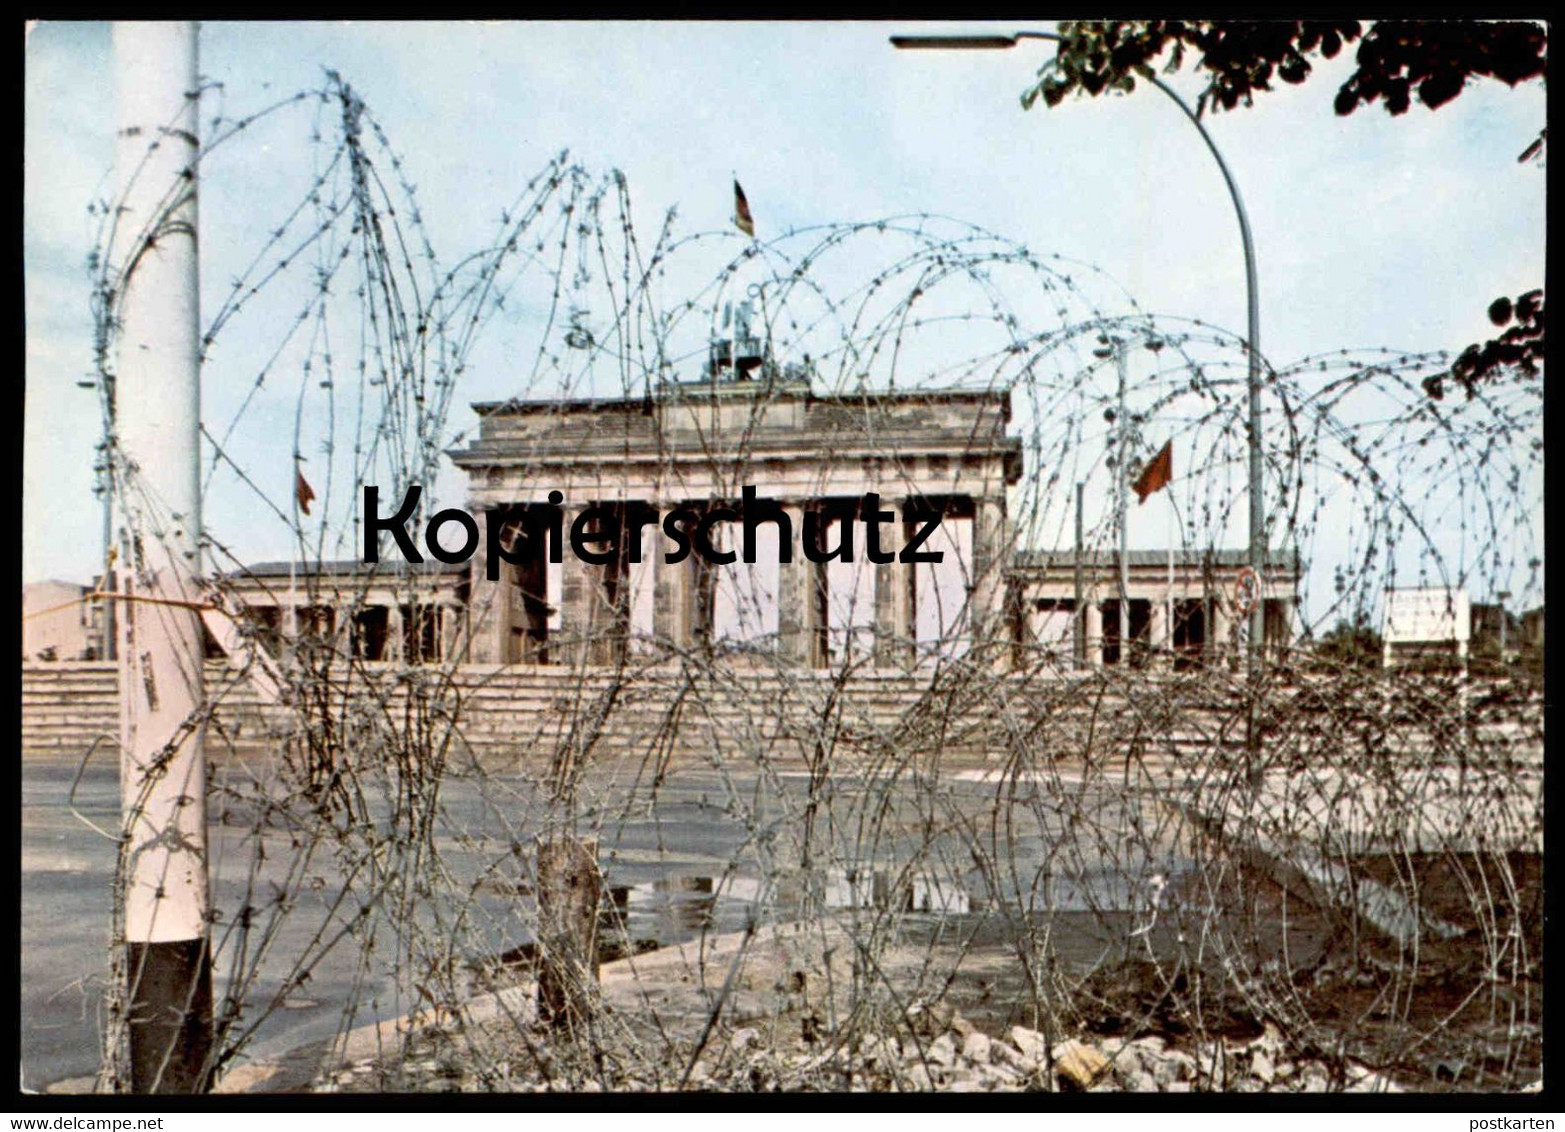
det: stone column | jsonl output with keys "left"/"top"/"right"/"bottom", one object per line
{"left": 1084, "top": 600, "right": 1103, "bottom": 668}
{"left": 1210, "top": 598, "right": 1231, "bottom": 671}
{"left": 807, "top": 538, "right": 827, "bottom": 669}
{"left": 468, "top": 506, "right": 504, "bottom": 664}
{"left": 387, "top": 604, "right": 405, "bottom": 663}
{"left": 777, "top": 501, "right": 809, "bottom": 665}
{"left": 871, "top": 502, "right": 910, "bottom": 671}
{"left": 557, "top": 506, "right": 589, "bottom": 668}
{"left": 627, "top": 516, "right": 657, "bottom": 660}
{"left": 971, "top": 497, "right": 1007, "bottom": 670}
{"left": 891, "top": 552, "right": 912, "bottom": 670}
{"left": 1149, "top": 599, "right": 1168, "bottom": 669}
{"left": 874, "top": 535, "right": 893, "bottom": 671}
{"left": 438, "top": 603, "right": 461, "bottom": 663}
{"left": 653, "top": 502, "right": 685, "bottom": 654}
{"left": 1268, "top": 597, "right": 1294, "bottom": 661}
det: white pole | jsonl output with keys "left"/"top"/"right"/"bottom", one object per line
{"left": 110, "top": 20, "right": 213, "bottom": 1093}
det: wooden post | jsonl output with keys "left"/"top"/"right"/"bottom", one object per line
{"left": 535, "top": 834, "right": 601, "bottom": 1030}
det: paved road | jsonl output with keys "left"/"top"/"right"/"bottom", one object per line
{"left": 22, "top": 755, "right": 1172, "bottom": 1092}
{"left": 21, "top": 756, "right": 761, "bottom": 1091}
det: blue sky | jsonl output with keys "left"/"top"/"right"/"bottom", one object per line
{"left": 24, "top": 20, "right": 1546, "bottom": 613}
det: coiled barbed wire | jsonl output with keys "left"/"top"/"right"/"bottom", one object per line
{"left": 65, "top": 72, "right": 1542, "bottom": 1094}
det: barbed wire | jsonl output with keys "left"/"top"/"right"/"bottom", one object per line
{"left": 55, "top": 71, "right": 1544, "bottom": 1094}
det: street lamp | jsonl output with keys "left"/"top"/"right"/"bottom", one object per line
{"left": 891, "top": 29, "right": 1268, "bottom": 668}
{"left": 1091, "top": 336, "right": 1132, "bottom": 614}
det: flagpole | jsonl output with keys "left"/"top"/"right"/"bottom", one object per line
{"left": 716, "top": 176, "right": 728, "bottom": 436}
{"left": 289, "top": 457, "right": 300, "bottom": 655}
{"left": 1116, "top": 341, "right": 1129, "bottom": 642}
{"left": 1167, "top": 492, "right": 1176, "bottom": 666}
{"left": 725, "top": 177, "right": 742, "bottom": 405}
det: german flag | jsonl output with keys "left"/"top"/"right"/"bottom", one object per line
{"left": 296, "top": 468, "right": 316, "bottom": 517}
{"left": 1132, "top": 440, "right": 1173, "bottom": 504}
{"left": 733, "top": 180, "right": 755, "bottom": 238}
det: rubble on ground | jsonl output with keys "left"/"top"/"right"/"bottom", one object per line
{"left": 311, "top": 1007, "right": 1408, "bottom": 1094}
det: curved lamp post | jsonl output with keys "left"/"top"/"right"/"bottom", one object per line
{"left": 891, "top": 31, "right": 1268, "bottom": 668}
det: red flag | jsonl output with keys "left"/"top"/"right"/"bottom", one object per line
{"left": 296, "top": 468, "right": 316, "bottom": 516}
{"left": 1132, "top": 440, "right": 1173, "bottom": 504}
{"left": 733, "top": 180, "right": 755, "bottom": 238}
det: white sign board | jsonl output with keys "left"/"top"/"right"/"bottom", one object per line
{"left": 1382, "top": 587, "right": 1470, "bottom": 645}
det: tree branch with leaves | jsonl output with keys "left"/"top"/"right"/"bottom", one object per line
{"left": 1022, "top": 19, "right": 1547, "bottom": 395}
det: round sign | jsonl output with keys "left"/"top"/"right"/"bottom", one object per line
{"left": 1234, "top": 566, "right": 1261, "bottom": 617}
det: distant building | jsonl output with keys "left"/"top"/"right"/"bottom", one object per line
{"left": 1381, "top": 586, "right": 1469, "bottom": 669}
{"left": 22, "top": 581, "right": 94, "bottom": 661}
{"left": 450, "top": 365, "right": 1019, "bottom": 670}
{"left": 220, "top": 559, "right": 468, "bottom": 663}
{"left": 214, "top": 325, "right": 1309, "bottom": 675}
{"left": 1520, "top": 606, "right": 1544, "bottom": 651}
{"left": 1471, "top": 602, "right": 1521, "bottom": 656}
{"left": 1007, "top": 548, "right": 1301, "bottom": 670}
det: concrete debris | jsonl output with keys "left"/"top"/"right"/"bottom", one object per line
{"left": 1008, "top": 1025, "right": 1047, "bottom": 1063}
{"left": 310, "top": 1014, "right": 1413, "bottom": 1094}
{"left": 1249, "top": 1045, "right": 1276, "bottom": 1085}
{"left": 926, "top": 1032, "right": 958, "bottom": 1069}
{"left": 960, "top": 1030, "right": 992, "bottom": 1065}
{"left": 990, "top": 1038, "right": 1032, "bottom": 1072}
{"left": 907, "top": 999, "right": 955, "bottom": 1038}
{"left": 1051, "top": 1039, "right": 1111, "bottom": 1090}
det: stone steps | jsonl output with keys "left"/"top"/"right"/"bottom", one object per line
{"left": 24, "top": 662, "right": 1538, "bottom": 770}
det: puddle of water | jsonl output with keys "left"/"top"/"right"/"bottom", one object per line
{"left": 506, "top": 859, "right": 1177, "bottom": 970}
